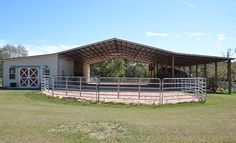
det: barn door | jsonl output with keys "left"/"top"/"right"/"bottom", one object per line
{"left": 19, "top": 68, "right": 39, "bottom": 88}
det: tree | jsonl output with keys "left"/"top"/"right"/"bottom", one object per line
{"left": 125, "top": 60, "right": 148, "bottom": 77}
{"left": 90, "top": 58, "right": 148, "bottom": 77}
{"left": 90, "top": 58, "right": 125, "bottom": 77}
{"left": 0, "top": 44, "right": 28, "bottom": 78}
{"left": 0, "top": 44, "right": 28, "bottom": 58}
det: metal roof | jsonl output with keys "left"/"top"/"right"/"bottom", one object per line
{"left": 0, "top": 53, "right": 57, "bottom": 62}
{"left": 58, "top": 38, "right": 233, "bottom": 66}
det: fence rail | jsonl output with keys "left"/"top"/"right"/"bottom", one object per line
{"left": 0, "top": 78, "right": 2, "bottom": 87}
{"left": 41, "top": 75, "right": 206, "bottom": 105}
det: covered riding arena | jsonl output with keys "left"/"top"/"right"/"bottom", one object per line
{"left": 39, "top": 38, "right": 233, "bottom": 105}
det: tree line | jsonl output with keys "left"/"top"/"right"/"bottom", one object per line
{"left": 91, "top": 58, "right": 236, "bottom": 82}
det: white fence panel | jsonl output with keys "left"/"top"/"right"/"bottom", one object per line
{"left": 41, "top": 75, "right": 206, "bottom": 105}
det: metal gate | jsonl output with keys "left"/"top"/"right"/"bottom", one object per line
{"left": 161, "top": 78, "right": 206, "bottom": 104}
{"left": 19, "top": 67, "right": 39, "bottom": 88}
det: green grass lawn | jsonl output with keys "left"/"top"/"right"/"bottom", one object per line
{"left": 0, "top": 90, "right": 235, "bottom": 143}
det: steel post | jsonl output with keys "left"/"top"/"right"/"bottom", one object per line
{"left": 79, "top": 77, "right": 82, "bottom": 97}
{"left": 52, "top": 76, "right": 54, "bottom": 96}
{"left": 96, "top": 78, "right": 100, "bottom": 102}
{"left": 138, "top": 78, "right": 141, "bottom": 99}
{"left": 117, "top": 77, "right": 120, "bottom": 99}
{"left": 161, "top": 81, "right": 164, "bottom": 105}
{"left": 65, "top": 76, "right": 68, "bottom": 95}
{"left": 47, "top": 77, "right": 50, "bottom": 93}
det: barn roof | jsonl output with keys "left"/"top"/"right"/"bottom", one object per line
{"left": 58, "top": 38, "right": 233, "bottom": 66}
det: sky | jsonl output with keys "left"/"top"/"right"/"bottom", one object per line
{"left": 0, "top": 0, "right": 235, "bottom": 57}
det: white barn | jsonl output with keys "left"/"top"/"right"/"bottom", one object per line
{"left": 0, "top": 38, "right": 233, "bottom": 92}
{"left": 1, "top": 53, "right": 91, "bottom": 88}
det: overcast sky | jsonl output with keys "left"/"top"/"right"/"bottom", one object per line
{"left": 0, "top": 0, "right": 235, "bottom": 57}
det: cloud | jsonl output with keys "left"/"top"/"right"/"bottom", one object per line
{"left": 183, "top": 32, "right": 206, "bottom": 40}
{"left": 184, "top": 2, "right": 195, "bottom": 8}
{"left": 217, "top": 34, "right": 227, "bottom": 43}
{"left": 175, "top": 35, "right": 181, "bottom": 38}
{"left": 146, "top": 32, "right": 169, "bottom": 37}
{"left": 24, "top": 44, "right": 80, "bottom": 56}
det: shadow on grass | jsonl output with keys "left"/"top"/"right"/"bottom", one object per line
{"left": 0, "top": 87, "right": 39, "bottom": 90}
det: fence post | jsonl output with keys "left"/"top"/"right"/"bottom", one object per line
{"left": 47, "top": 77, "right": 50, "bottom": 93}
{"left": 161, "top": 80, "right": 164, "bottom": 105}
{"left": 52, "top": 76, "right": 54, "bottom": 96}
{"left": 204, "top": 78, "right": 207, "bottom": 101}
{"left": 96, "top": 77, "right": 100, "bottom": 102}
{"left": 65, "top": 76, "right": 68, "bottom": 95}
{"left": 138, "top": 78, "right": 141, "bottom": 99}
{"left": 197, "top": 78, "right": 200, "bottom": 94}
{"left": 204, "top": 78, "right": 207, "bottom": 94}
{"left": 190, "top": 79, "right": 192, "bottom": 92}
{"left": 117, "top": 77, "right": 120, "bottom": 99}
{"left": 41, "top": 76, "right": 44, "bottom": 91}
{"left": 185, "top": 78, "right": 187, "bottom": 92}
{"left": 41, "top": 76, "right": 45, "bottom": 91}
{"left": 201, "top": 78, "right": 203, "bottom": 94}
{"left": 79, "top": 77, "right": 82, "bottom": 97}
{"left": 195, "top": 78, "right": 197, "bottom": 94}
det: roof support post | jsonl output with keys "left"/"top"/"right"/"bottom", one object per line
{"left": 153, "top": 64, "right": 155, "bottom": 78}
{"left": 183, "top": 66, "right": 187, "bottom": 77}
{"left": 156, "top": 62, "right": 159, "bottom": 78}
{"left": 204, "top": 64, "right": 207, "bottom": 78}
{"left": 189, "top": 66, "right": 192, "bottom": 77}
{"left": 153, "top": 63, "right": 156, "bottom": 78}
{"left": 215, "top": 62, "right": 218, "bottom": 83}
{"left": 154, "top": 60, "right": 159, "bottom": 78}
{"left": 227, "top": 60, "right": 231, "bottom": 94}
{"left": 196, "top": 65, "right": 198, "bottom": 77}
{"left": 172, "top": 55, "right": 175, "bottom": 78}
{"left": 148, "top": 63, "right": 154, "bottom": 78}
{"left": 83, "top": 63, "right": 90, "bottom": 82}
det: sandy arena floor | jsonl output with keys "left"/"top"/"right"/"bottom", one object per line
{"left": 42, "top": 89, "right": 203, "bottom": 105}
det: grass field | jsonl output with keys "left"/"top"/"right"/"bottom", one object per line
{"left": 0, "top": 90, "right": 235, "bottom": 143}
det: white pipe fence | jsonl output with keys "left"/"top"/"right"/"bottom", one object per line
{"left": 41, "top": 75, "right": 206, "bottom": 104}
